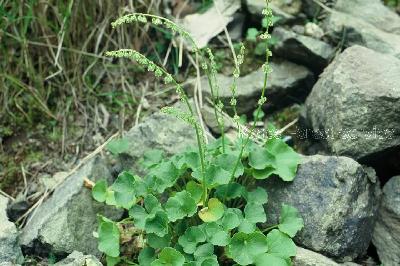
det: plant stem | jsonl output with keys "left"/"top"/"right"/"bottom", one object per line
{"left": 262, "top": 224, "right": 278, "bottom": 233}
{"left": 229, "top": 1, "right": 272, "bottom": 180}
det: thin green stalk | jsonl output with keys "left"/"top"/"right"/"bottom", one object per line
{"left": 204, "top": 66, "right": 225, "bottom": 152}
{"left": 229, "top": 1, "right": 273, "bottom": 180}
{"left": 262, "top": 224, "right": 278, "bottom": 233}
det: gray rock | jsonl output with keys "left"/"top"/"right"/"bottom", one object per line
{"left": 302, "top": 0, "right": 336, "bottom": 18}
{"left": 304, "top": 45, "right": 400, "bottom": 161}
{"left": 201, "top": 104, "right": 234, "bottom": 134}
{"left": 324, "top": 11, "right": 400, "bottom": 59}
{"left": 272, "top": 27, "right": 335, "bottom": 72}
{"left": 197, "top": 59, "right": 314, "bottom": 114}
{"left": 245, "top": 0, "right": 301, "bottom": 24}
{"left": 304, "top": 22, "right": 324, "bottom": 39}
{"left": 372, "top": 176, "right": 400, "bottom": 266}
{"left": 20, "top": 157, "right": 123, "bottom": 257}
{"left": 181, "top": 0, "right": 241, "bottom": 49}
{"left": 294, "top": 247, "right": 360, "bottom": 266}
{"left": 334, "top": 0, "right": 400, "bottom": 35}
{"left": 262, "top": 155, "right": 381, "bottom": 261}
{"left": 119, "top": 110, "right": 198, "bottom": 171}
{"left": 54, "top": 251, "right": 102, "bottom": 266}
{"left": 0, "top": 195, "right": 24, "bottom": 264}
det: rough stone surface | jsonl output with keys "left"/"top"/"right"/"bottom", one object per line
{"left": 54, "top": 251, "right": 102, "bottom": 266}
{"left": 372, "top": 176, "right": 400, "bottom": 266}
{"left": 293, "top": 247, "right": 360, "bottom": 266}
{"left": 245, "top": 0, "right": 300, "bottom": 24}
{"left": 334, "top": 0, "right": 400, "bottom": 35}
{"left": 304, "top": 45, "right": 400, "bottom": 161}
{"left": 119, "top": 110, "right": 198, "bottom": 171}
{"left": 20, "top": 157, "right": 123, "bottom": 257}
{"left": 273, "top": 27, "right": 335, "bottom": 72}
{"left": 324, "top": 11, "right": 400, "bottom": 59}
{"left": 304, "top": 22, "right": 324, "bottom": 39}
{"left": 181, "top": 0, "right": 241, "bottom": 48}
{"left": 262, "top": 155, "right": 381, "bottom": 261}
{"left": 198, "top": 59, "right": 314, "bottom": 114}
{"left": 0, "top": 195, "right": 24, "bottom": 264}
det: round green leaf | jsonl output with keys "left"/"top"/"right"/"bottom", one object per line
{"left": 205, "top": 164, "right": 232, "bottom": 187}
{"left": 129, "top": 205, "right": 147, "bottom": 229}
{"left": 278, "top": 204, "right": 304, "bottom": 238}
{"left": 203, "top": 222, "right": 230, "bottom": 246}
{"left": 186, "top": 181, "right": 203, "bottom": 203}
{"left": 147, "top": 232, "right": 171, "bottom": 249}
{"left": 198, "top": 198, "right": 225, "bottom": 222}
{"left": 252, "top": 167, "right": 275, "bottom": 180}
{"left": 215, "top": 153, "right": 244, "bottom": 178}
{"left": 144, "top": 194, "right": 162, "bottom": 214}
{"left": 151, "top": 247, "right": 185, "bottom": 266}
{"left": 254, "top": 253, "right": 291, "bottom": 266}
{"left": 227, "top": 232, "right": 269, "bottom": 265}
{"left": 244, "top": 203, "right": 267, "bottom": 224}
{"left": 214, "top": 183, "right": 245, "bottom": 201}
{"left": 266, "top": 138, "right": 301, "bottom": 181}
{"left": 98, "top": 217, "right": 120, "bottom": 258}
{"left": 139, "top": 247, "right": 156, "bottom": 265}
{"left": 194, "top": 243, "right": 214, "bottom": 259}
{"left": 178, "top": 226, "right": 206, "bottom": 254}
{"left": 245, "top": 187, "right": 268, "bottom": 205}
{"left": 249, "top": 145, "right": 275, "bottom": 170}
{"left": 147, "top": 161, "right": 179, "bottom": 193}
{"left": 266, "top": 229, "right": 296, "bottom": 259}
{"left": 112, "top": 171, "right": 136, "bottom": 209}
{"left": 106, "top": 256, "right": 121, "bottom": 266}
{"left": 221, "top": 208, "right": 243, "bottom": 231}
{"left": 165, "top": 191, "right": 197, "bottom": 222}
{"left": 238, "top": 218, "right": 256, "bottom": 233}
{"left": 145, "top": 210, "right": 169, "bottom": 237}
{"left": 92, "top": 180, "right": 107, "bottom": 203}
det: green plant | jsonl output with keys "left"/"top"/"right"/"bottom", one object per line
{"left": 92, "top": 1, "right": 304, "bottom": 265}
{"left": 246, "top": 16, "right": 280, "bottom": 56}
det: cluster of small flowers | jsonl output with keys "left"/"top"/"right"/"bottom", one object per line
{"left": 230, "top": 44, "right": 246, "bottom": 108}
{"left": 105, "top": 49, "right": 164, "bottom": 77}
{"left": 111, "top": 13, "right": 189, "bottom": 39}
{"left": 258, "top": 97, "right": 267, "bottom": 106}
{"left": 161, "top": 107, "right": 196, "bottom": 126}
{"left": 262, "top": 63, "right": 273, "bottom": 74}
{"left": 206, "top": 48, "right": 218, "bottom": 75}
{"left": 106, "top": 49, "right": 187, "bottom": 102}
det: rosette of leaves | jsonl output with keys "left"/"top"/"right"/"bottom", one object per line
{"left": 93, "top": 135, "right": 303, "bottom": 265}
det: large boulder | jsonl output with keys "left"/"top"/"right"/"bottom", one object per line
{"left": 334, "top": 0, "right": 400, "bottom": 35}
{"left": 118, "top": 110, "right": 198, "bottom": 172}
{"left": 54, "top": 251, "right": 102, "bottom": 266}
{"left": 324, "top": 11, "right": 400, "bottom": 59}
{"left": 372, "top": 176, "right": 400, "bottom": 266}
{"left": 198, "top": 60, "right": 314, "bottom": 114}
{"left": 20, "top": 157, "right": 123, "bottom": 257}
{"left": 304, "top": 46, "right": 400, "bottom": 161}
{"left": 272, "top": 27, "right": 335, "bottom": 72}
{"left": 0, "top": 195, "right": 24, "bottom": 264}
{"left": 262, "top": 155, "right": 381, "bottom": 261}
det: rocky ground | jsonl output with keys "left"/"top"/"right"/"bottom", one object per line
{"left": 1, "top": 0, "right": 400, "bottom": 265}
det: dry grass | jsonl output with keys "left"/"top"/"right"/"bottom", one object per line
{"left": 0, "top": 0, "right": 178, "bottom": 195}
